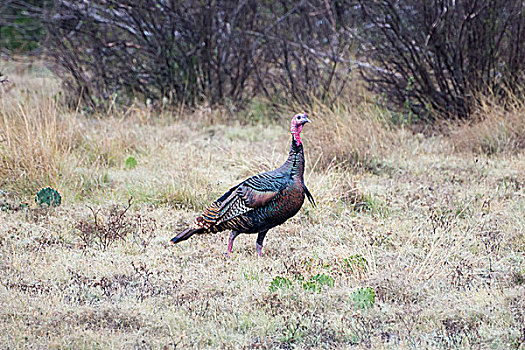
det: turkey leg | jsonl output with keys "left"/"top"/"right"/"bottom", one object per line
{"left": 226, "top": 231, "right": 241, "bottom": 258}
{"left": 256, "top": 230, "right": 269, "bottom": 257}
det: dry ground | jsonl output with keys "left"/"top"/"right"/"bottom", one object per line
{"left": 0, "top": 62, "right": 524, "bottom": 349}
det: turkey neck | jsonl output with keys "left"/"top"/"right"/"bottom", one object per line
{"left": 277, "top": 137, "right": 305, "bottom": 181}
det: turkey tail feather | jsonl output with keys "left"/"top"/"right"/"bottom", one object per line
{"left": 304, "top": 185, "right": 316, "bottom": 207}
{"left": 171, "top": 226, "right": 204, "bottom": 244}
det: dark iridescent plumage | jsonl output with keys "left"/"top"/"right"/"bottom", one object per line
{"left": 171, "top": 113, "right": 314, "bottom": 257}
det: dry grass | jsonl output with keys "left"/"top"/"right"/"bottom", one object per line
{"left": 0, "top": 61, "right": 524, "bottom": 349}
{"left": 0, "top": 90, "right": 82, "bottom": 194}
{"left": 0, "top": 61, "right": 152, "bottom": 199}
{"left": 279, "top": 88, "right": 403, "bottom": 172}
{"left": 450, "top": 93, "right": 525, "bottom": 155}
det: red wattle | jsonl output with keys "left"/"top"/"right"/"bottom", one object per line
{"left": 290, "top": 123, "right": 303, "bottom": 145}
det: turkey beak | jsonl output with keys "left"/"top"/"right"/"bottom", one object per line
{"left": 304, "top": 116, "right": 311, "bottom": 124}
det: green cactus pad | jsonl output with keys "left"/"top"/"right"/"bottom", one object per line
{"left": 125, "top": 156, "right": 137, "bottom": 169}
{"left": 35, "top": 187, "right": 62, "bottom": 207}
{"left": 350, "top": 287, "right": 375, "bottom": 310}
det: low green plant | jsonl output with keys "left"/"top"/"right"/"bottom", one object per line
{"left": 269, "top": 276, "right": 293, "bottom": 292}
{"left": 281, "top": 317, "right": 306, "bottom": 344}
{"left": 350, "top": 287, "right": 376, "bottom": 310}
{"left": 302, "top": 274, "right": 334, "bottom": 293}
{"left": 35, "top": 187, "right": 61, "bottom": 207}
{"left": 125, "top": 156, "right": 137, "bottom": 169}
{"left": 0, "top": 190, "right": 13, "bottom": 211}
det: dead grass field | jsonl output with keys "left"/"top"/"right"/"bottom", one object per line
{"left": 0, "top": 62, "right": 524, "bottom": 349}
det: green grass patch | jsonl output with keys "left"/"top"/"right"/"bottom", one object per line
{"left": 343, "top": 254, "right": 369, "bottom": 274}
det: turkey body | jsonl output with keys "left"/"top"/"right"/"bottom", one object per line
{"left": 171, "top": 114, "right": 314, "bottom": 257}
{"left": 212, "top": 170, "right": 307, "bottom": 234}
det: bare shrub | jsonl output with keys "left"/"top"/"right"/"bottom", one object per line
{"left": 75, "top": 198, "right": 156, "bottom": 250}
{"left": 40, "top": 1, "right": 267, "bottom": 109}
{"left": 6, "top": 0, "right": 360, "bottom": 110}
{"left": 436, "top": 316, "right": 481, "bottom": 348}
{"left": 252, "top": 0, "right": 359, "bottom": 106}
{"left": 358, "top": 0, "right": 525, "bottom": 121}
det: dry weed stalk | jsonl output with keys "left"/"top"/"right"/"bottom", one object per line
{"left": 75, "top": 198, "right": 156, "bottom": 250}
{"left": 0, "top": 73, "right": 14, "bottom": 95}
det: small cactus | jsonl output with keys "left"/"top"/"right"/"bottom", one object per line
{"left": 302, "top": 274, "right": 334, "bottom": 293}
{"left": 350, "top": 287, "right": 375, "bottom": 310}
{"left": 35, "top": 187, "right": 61, "bottom": 207}
{"left": 269, "top": 276, "right": 293, "bottom": 292}
{"left": 125, "top": 156, "right": 137, "bottom": 169}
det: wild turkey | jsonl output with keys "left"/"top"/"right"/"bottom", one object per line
{"left": 171, "top": 113, "right": 315, "bottom": 257}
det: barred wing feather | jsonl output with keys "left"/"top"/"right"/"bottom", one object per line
{"left": 202, "top": 172, "right": 286, "bottom": 226}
